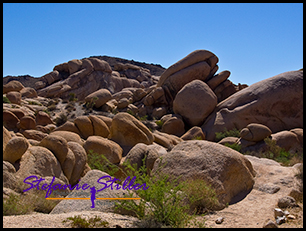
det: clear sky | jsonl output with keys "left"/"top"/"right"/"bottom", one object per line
{"left": 3, "top": 3, "right": 303, "bottom": 86}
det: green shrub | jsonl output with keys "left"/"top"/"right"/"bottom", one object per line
{"left": 262, "top": 138, "right": 303, "bottom": 166}
{"left": 54, "top": 113, "right": 67, "bottom": 126}
{"left": 28, "top": 100, "right": 42, "bottom": 106}
{"left": 68, "top": 93, "right": 78, "bottom": 102}
{"left": 3, "top": 190, "right": 60, "bottom": 216}
{"left": 181, "top": 178, "right": 219, "bottom": 215}
{"left": 86, "top": 151, "right": 215, "bottom": 228}
{"left": 155, "top": 120, "right": 164, "bottom": 129}
{"left": 115, "top": 161, "right": 191, "bottom": 228}
{"left": 215, "top": 128, "right": 241, "bottom": 142}
{"left": 62, "top": 215, "right": 109, "bottom": 228}
{"left": 3, "top": 96, "right": 11, "bottom": 104}
{"left": 224, "top": 142, "right": 242, "bottom": 153}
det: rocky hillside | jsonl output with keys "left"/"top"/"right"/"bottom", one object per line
{"left": 3, "top": 50, "right": 303, "bottom": 228}
{"left": 3, "top": 55, "right": 166, "bottom": 88}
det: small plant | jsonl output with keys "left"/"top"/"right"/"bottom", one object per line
{"left": 28, "top": 100, "right": 42, "bottom": 106}
{"left": 3, "top": 96, "right": 11, "bottom": 104}
{"left": 68, "top": 92, "right": 78, "bottom": 102}
{"left": 3, "top": 190, "right": 60, "bottom": 216}
{"left": 3, "top": 193, "right": 30, "bottom": 215}
{"left": 85, "top": 96, "right": 98, "bottom": 109}
{"left": 181, "top": 178, "right": 219, "bottom": 214}
{"left": 85, "top": 151, "right": 213, "bottom": 228}
{"left": 155, "top": 120, "right": 164, "bottom": 129}
{"left": 215, "top": 128, "right": 241, "bottom": 142}
{"left": 62, "top": 215, "right": 109, "bottom": 228}
{"left": 192, "top": 136, "right": 203, "bottom": 140}
{"left": 224, "top": 142, "right": 242, "bottom": 153}
{"left": 87, "top": 150, "right": 121, "bottom": 177}
{"left": 138, "top": 115, "right": 148, "bottom": 121}
{"left": 54, "top": 113, "right": 67, "bottom": 126}
{"left": 261, "top": 138, "right": 303, "bottom": 166}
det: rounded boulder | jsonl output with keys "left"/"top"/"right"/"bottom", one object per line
{"left": 173, "top": 80, "right": 217, "bottom": 127}
{"left": 83, "top": 136, "right": 123, "bottom": 164}
{"left": 152, "top": 140, "right": 256, "bottom": 210}
{"left": 109, "top": 112, "right": 154, "bottom": 147}
{"left": 3, "top": 137, "right": 30, "bottom": 164}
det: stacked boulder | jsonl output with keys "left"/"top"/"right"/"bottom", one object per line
{"left": 35, "top": 57, "right": 155, "bottom": 101}
{"left": 202, "top": 70, "right": 303, "bottom": 141}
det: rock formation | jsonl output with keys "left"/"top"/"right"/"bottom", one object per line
{"left": 3, "top": 50, "right": 303, "bottom": 228}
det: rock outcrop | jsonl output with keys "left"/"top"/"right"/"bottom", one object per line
{"left": 202, "top": 70, "right": 303, "bottom": 141}
{"left": 152, "top": 140, "right": 256, "bottom": 210}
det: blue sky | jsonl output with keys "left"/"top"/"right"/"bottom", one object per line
{"left": 3, "top": 3, "right": 303, "bottom": 85}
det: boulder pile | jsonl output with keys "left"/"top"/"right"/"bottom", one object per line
{"left": 3, "top": 49, "right": 303, "bottom": 223}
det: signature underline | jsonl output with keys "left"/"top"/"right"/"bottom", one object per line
{"left": 45, "top": 198, "right": 141, "bottom": 200}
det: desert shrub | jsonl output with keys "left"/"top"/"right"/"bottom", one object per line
{"left": 62, "top": 215, "right": 109, "bottom": 228}
{"left": 28, "top": 100, "right": 42, "bottom": 106}
{"left": 3, "top": 96, "right": 11, "bottom": 104}
{"left": 182, "top": 178, "right": 219, "bottom": 214}
{"left": 155, "top": 120, "right": 163, "bottom": 129}
{"left": 68, "top": 93, "right": 78, "bottom": 102}
{"left": 261, "top": 138, "right": 303, "bottom": 166}
{"left": 224, "top": 142, "right": 242, "bottom": 153}
{"left": 86, "top": 151, "right": 213, "bottom": 228}
{"left": 215, "top": 128, "right": 241, "bottom": 142}
{"left": 87, "top": 150, "right": 121, "bottom": 177}
{"left": 115, "top": 161, "right": 191, "bottom": 228}
{"left": 3, "top": 190, "right": 60, "bottom": 216}
{"left": 54, "top": 113, "right": 67, "bottom": 126}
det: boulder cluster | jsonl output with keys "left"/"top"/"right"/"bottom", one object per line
{"left": 3, "top": 49, "right": 303, "bottom": 223}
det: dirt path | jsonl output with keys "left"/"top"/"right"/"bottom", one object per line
{"left": 200, "top": 155, "right": 303, "bottom": 228}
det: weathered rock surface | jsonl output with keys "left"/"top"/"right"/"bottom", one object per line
{"left": 202, "top": 70, "right": 303, "bottom": 141}
{"left": 152, "top": 140, "right": 256, "bottom": 210}
{"left": 50, "top": 169, "right": 137, "bottom": 215}
{"left": 15, "top": 146, "right": 68, "bottom": 185}
{"left": 173, "top": 80, "right": 217, "bottom": 126}
{"left": 83, "top": 136, "right": 123, "bottom": 164}
{"left": 109, "top": 112, "right": 154, "bottom": 148}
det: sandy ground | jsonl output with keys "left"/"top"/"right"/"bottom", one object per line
{"left": 3, "top": 155, "right": 303, "bottom": 228}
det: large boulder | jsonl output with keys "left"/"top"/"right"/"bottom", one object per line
{"left": 68, "top": 141, "right": 88, "bottom": 186}
{"left": 6, "top": 91, "right": 22, "bottom": 105}
{"left": 3, "top": 126, "right": 12, "bottom": 152}
{"left": 3, "top": 80, "right": 24, "bottom": 94}
{"left": 74, "top": 116, "right": 94, "bottom": 139}
{"left": 157, "top": 50, "right": 218, "bottom": 105}
{"left": 3, "top": 111, "right": 20, "bottom": 131}
{"left": 240, "top": 123, "right": 272, "bottom": 142}
{"left": 50, "top": 130, "right": 84, "bottom": 146}
{"left": 88, "top": 115, "right": 110, "bottom": 138}
{"left": 15, "top": 146, "right": 68, "bottom": 185}
{"left": 39, "top": 134, "right": 69, "bottom": 165}
{"left": 35, "top": 111, "right": 54, "bottom": 126}
{"left": 160, "top": 114, "right": 185, "bottom": 137}
{"left": 3, "top": 161, "right": 18, "bottom": 191}
{"left": 50, "top": 169, "right": 137, "bottom": 215}
{"left": 152, "top": 140, "right": 256, "bottom": 210}
{"left": 3, "top": 137, "right": 29, "bottom": 164}
{"left": 123, "top": 143, "right": 167, "bottom": 173}
{"left": 109, "top": 112, "right": 154, "bottom": 148}
{"left": 202, "top": 70, "right": 303, "bottom": 141}
{"left": 271, "top": 130, "right": 302, "bottom": 153}
{"left": 173, "top": 80, "right": 217, "bottom": 126}
{"left": 84, "top": 89, "right": 112, "bottom": 108}
{"left": 18, "top": 115, "right": 36, "bottom": 130}
{"left": 20, "top": 87, "right": 38, "bottom": 98}
{"left": 83, "top": 136, "right": 123, "bottom": 164}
